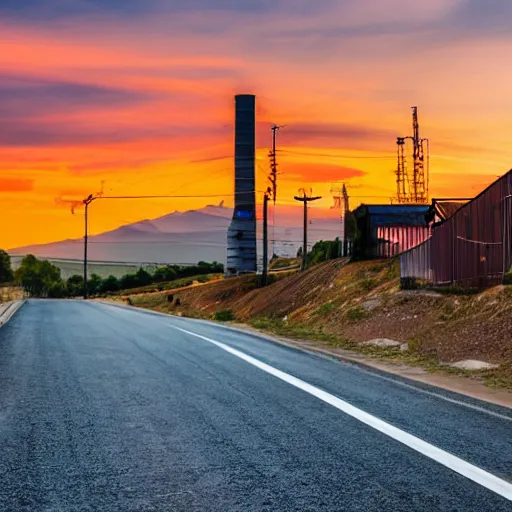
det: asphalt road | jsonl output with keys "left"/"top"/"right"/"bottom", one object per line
{"left": 0, "top": 300, "right": 511, "bottom": 511}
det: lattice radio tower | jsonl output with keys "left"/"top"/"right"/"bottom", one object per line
{"left": 396, "top": 106, "right": 430, "bottom": 204}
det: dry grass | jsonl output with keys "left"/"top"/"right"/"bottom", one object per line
{"left": 0, "top": 286, "right": 24, "bottom": 303}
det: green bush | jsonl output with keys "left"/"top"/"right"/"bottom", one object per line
{"left": 0, "top": 250, "right": 14, "bottom": 284}
{"left": 316, "top": 302, "right": 334, "bottom": 315}
{"left": 15, "top": 255, "right": 62, "bottom": 297}
{"left": 432, "top": 286, "right": 479, "bottom": 296}
{"left": 307, "top": 238, "right": 342, "bottom": 266}
{"left": 213, "top": 310, "right": 235, "bottom": 322}
{"left": 504, "top": 269, "right": 512, "bottom": 285}
{"left": 346, "top": 306, "right": 368, "bottom": 322}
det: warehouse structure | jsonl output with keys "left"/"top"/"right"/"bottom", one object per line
{"left": 401, "top": 170, "right": 512, "bottom": 288}
{"left": 352, "top": 204, "right": 431, "bottom": 259}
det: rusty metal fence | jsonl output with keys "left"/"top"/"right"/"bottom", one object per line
{"left": 400, "top": 170, "right": 512, "bottom": 288}
{"left": 400, "top": 237, "right": 432, "bottom": 281}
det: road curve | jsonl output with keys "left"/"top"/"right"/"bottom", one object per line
{"left": 0, "top": 300, "right": 511, "bottom": 511}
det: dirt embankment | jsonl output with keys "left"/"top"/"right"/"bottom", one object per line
{"left": 0, "top": 286, "right": 24, "bottom": 303}
{"left": 123, "top": 259, "right": 512, "bottom": 387}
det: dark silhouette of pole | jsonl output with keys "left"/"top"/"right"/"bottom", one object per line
{"left": 262, "top": 190, "right": 270, "bottom": 286}
{"left": 269, "top": 124, "right": 285, "bottom": 257}
{"left": 342, "top": 184, "right": 350, "bottom": 257}
{"left": 83, "top": 194, "right": 94, "bottom": 299}
{"left": 294, "top": 190, "right": 321, "bottom": 271}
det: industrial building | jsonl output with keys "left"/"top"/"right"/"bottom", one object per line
{"left": 401, "top": 170, "right": 512, "bottom": 288}
{"left": 226, "top": 94, "right": 257, "bottom": 276}
{"left": 352, "top": 204, "right": 431, "bottom": 259}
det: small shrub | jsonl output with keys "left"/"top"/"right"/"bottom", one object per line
{"left": 432, "top": 286, "right": 479, "bottom": 296}
{"left": 407, "top": 336, "right": 422, "bottom": 353}
{"left": 360, "top": 278, "right": 377, "bottom": 292}
{"left": 504, "top": 271, "right": 512, "bottom": 285}
{"left": 346, "top": 306, "right": 368, "bottom": 322}
{"left": 213, "top": 310, "right": 235, "bottom": 322}
{"left": 316, "top": 302, "right": 334, "bottom": 315}
{"left": 386, "top": 260, "right": 400, "bottom": 279}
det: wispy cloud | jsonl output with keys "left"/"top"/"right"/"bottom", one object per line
{"left": 0, "top": 72, "right": 158, "bottom": 118}
{"left": 285, "top": 163, "right": 366, "bottom": 183}
{"left": 0, "top": 177, "right": 34, "bottom": 192}
{"left": 281, "top": 122, "right": 394, "bottom": 150}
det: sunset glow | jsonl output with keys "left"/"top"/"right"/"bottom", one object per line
{"left": 2, "top": 0, "right": 512, "bottom": 248}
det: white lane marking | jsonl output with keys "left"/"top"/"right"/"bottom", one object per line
{"left": 350, "top": 366, "right": 512, "bottom": 422}
{"left": 211, "top": 320, "right": 512, "bottom": 422}
{"left": 98, "top": 302, "right": 512, "bottom": 422}
{"left": 173, "top": 326, "right": 512, "bottom": 502}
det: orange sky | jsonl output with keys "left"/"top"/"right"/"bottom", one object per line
{"left": 1, "top": 0, "right": 512, "bottom": 248}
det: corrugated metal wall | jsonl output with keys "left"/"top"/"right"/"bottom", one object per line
{"left": 400, "top": 171, "right": 512, "bottom": 288}
{"left": 400, "top": 238, "right": 432, "bottom": 281}
{"left": 376, "top": 226, "right": 431, "bottom": 258}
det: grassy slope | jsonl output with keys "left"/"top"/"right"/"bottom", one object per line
{"left": 124, "top": 259, "right": 512, "bottom": 389}
{"left": 269, "top": 257, "right": 301, "bottom": 270}
{"left": 112, "top": 274, "right": 223, "bottom": 297}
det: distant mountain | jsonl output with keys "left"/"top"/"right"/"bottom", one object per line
{"left": 10, "top": 204, "right": 344, "bottom": 265}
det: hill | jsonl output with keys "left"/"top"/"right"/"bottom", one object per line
{"left": 9, "top": 204, "right": 344, "bottom": 265}
{"left": 117, "top": 259, "right": 512, "bottom": 390}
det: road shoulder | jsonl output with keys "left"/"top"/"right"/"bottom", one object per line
{"left": 0, "top": 300, "right": 26, "bottom": 329}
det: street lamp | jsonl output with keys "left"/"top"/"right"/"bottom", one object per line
{"left": 294, "top": 189, "right": 322, "bottom": 271}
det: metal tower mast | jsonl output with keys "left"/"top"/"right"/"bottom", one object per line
{"left": 396, "top": 137, "right": 408, "bottom": 203}
{"left": 395, "top": 107, "right": 430, "bottom": 204}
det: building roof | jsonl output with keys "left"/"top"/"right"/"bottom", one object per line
{"left": 353, "top": 204, "right": 429, "bottom": 227}
{"left": 424, "top": 198, "right": 471, "bottom": 226}
{"left": 433, "top": 199, "right": 470, "bottom": 221}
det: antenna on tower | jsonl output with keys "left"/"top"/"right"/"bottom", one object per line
{"left": 330, "top": 183, "right": 350, "bottom": 257}
{"left": 330, "top": 183, "right": 343, "bottom": 212}
{"left": 395, "top": 107, "right": 430, "bottom": 204}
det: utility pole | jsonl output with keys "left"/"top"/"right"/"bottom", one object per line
{"left": 262, "top": 189, "right": 270, "bottom": 286}
{"left": 294, "top": 189, "right": 322, "bottom": 271}
{"left": 269, "top": 125, "right": 280, "bottom": 204}
{"left": 83, "top": 194, "right": 94, "bottom": 299}
{"left": 342, "top": 184, "right": 350, "bottom": 257}
{"left": 77, "top": 192, "right": 235, "bottom": 299}
{"left": 268, "top": 124, "right": 285, "bottom": 257}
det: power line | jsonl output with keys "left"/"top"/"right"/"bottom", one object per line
{"left": 280, "top": 150, "right": 395, "bottom": 159}
{"left": 96, "top": 192, "right": 255, "bottom": 200}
